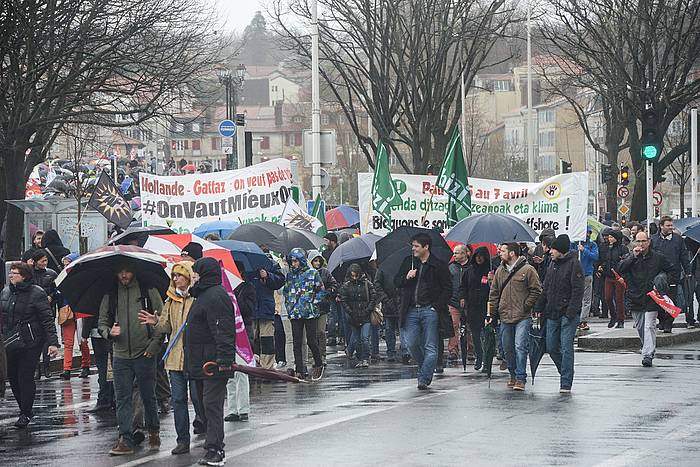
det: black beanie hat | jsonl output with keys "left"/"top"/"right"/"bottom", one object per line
{"left": 182, "top": 242, "right": 203, "bottom": 260}
{"left": 551, "top": 234, "right": 571, "bottom": 254}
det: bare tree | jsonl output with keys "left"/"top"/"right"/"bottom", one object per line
{"left": 0, "top": 0, "right": 228, "bottom": 258}
{"left": 270, "top": 0, "right": 517, "bottom": 174}
{"left": 539, "top": 0, "right": 700, "bottom": 220}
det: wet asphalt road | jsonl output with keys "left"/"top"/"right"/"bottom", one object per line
{"left": 2, "top": 343, "right": 700, "bottom": 466}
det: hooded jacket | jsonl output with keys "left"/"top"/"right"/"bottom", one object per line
{"left": 534, "top": 251, "right": 585, "bottom": 320}
{"left": 283, "top": 250, "right": 324, "bottom": 320}
{"left": 460, "top": 246, "right": 491, "bottom": 323}
{"left": 184, "top": 257, "right": 237, "bottom": 379}
{"left": 308, "top": 250, "right": 338, "bottom": 314}
{"left": 97, "top": 277, "right": 164, "bottom": 359}
{"left": 488, "top": 256, "right": 542, "bottom": 324}
{"left": 570, "top": 238, "right": 599, "bottom": 277}
{"left": 249, "top": 257, "right": 285, "bottom": 321}
{"left": 651, "top": 231, "right": 691, "bottom": 284}
{"left": 32, "top": 266, "right": 58, "bottom": 302}
{"left": 40, "top": 230, "right": 71, "bottom": 272}
{"left": 154, "top": 262, "right": 194, "bottom": 372}
{"left": 339, "top": 264, "right": 375, "bottom": 327}
{"left": 0, "top": 281, "right": 59, "bottom": 349}
{"left": 598, "top": 231, "right": 626, "bottom": 279}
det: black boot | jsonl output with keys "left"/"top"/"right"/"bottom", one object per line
{"left": 607, "top": 318, "right": 616, "bottom": 328}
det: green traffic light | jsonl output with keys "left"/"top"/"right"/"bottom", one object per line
{"left": 642, "top": 144, "right": 658, "bottom": 160}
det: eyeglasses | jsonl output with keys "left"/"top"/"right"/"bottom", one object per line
{"left": 8, "top": 271, "right": 20, "bottom": 276}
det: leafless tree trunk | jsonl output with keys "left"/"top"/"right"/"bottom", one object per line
{"left": 0, "top": 0, "right": 229, "bottom": 258}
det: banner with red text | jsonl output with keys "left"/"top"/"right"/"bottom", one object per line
{"left": 140, "top": 159, "right": 293, "bottom": 232}
{"left": 358, "top": 172, "right": 589, "bottom": 240}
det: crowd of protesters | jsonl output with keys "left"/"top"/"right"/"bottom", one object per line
{"left": 0, "top": 216, "right": 696, "bottom": 464}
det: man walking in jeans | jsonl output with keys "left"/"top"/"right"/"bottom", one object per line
{"left": 395, "top": 233, "right": 451, "bottom": 390}
{"left": 488, "top": 243, "right": 541, "bottom": 391}
{"left": 618, "top": 231, "right": 673, "bottom": 367}
{"left": 535, "top": 235, "right": 584, "bottom": 393}
{"left": 98, "top": 264, "right": 164, "bottom": 455}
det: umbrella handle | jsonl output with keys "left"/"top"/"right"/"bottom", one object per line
{"left": 203, "top": 361, "right": 233, "bottom": 376}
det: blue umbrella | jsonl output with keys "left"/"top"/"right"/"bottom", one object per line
{"left": 193, "top": 220, "right": 241, "bottom": 239}
{"left": 445, "top": 213, "right": 538, "bottom": 245}
{"left": 213, "top": 240, "right": 273, "bottom": 274}
{"left": 327, "top": 233, "right": 380, "bottom": 281}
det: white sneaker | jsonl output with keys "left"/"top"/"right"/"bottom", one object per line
{"left": 274, "top": 361, "right": 287, "bottom": 370}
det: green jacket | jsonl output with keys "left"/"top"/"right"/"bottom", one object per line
{"left": 98, "top": 279, "right": 164, "bottom": 359}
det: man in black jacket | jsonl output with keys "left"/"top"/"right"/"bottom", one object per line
{"left": 394, "top": 233, "right": 452, "bottom": 390}
{"left": 534, "top": 235, "right": 584, "bottom": 393}
{"left": 619, "top": 231, "right": 674, "bottom": 367}
{"left": 184, "top": 257, "right": 236, "bottom": 466}
{"left": 652, "top": 216, "right": 691, "bottom": 333}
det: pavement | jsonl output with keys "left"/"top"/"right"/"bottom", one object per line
{"left": 577, "top": 315, "right": 700, "bottom": 351}
{"left": 3, "top": 340, "right": 700, "bottom": 466}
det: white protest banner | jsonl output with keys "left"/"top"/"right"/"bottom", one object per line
{"left": 140, "top": 159, "right": 293, "bottom": 232}
{"left": 358, "top": 172, "right": 589, "bottom": 240}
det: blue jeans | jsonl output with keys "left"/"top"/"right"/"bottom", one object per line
{"left": 169, "top": 370, "right": 190, "bottom": 445}
{"left": 403, "top": 306, "right": 439, "bottom": 386}
{"left": 370, "top": 323, "right": 380, "bottom": 356}
{"left": 385, "top": 317, "right": 409, "bottom": 358}
{"left": 545, "top": 315, "right": 579, "bottom": 389}
{"left": 501, "top": 318, "right": 531, "bottom": 383}
{"left": 347, "top": 322, "right": 370, "bottom": 360}
{"left": 113, "top": 355, "right": 160, "bottom": 446}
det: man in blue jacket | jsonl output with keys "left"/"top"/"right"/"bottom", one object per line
{"left": 571, "top": 226, "right": 599, "bottom": 331}
{"left": 249, "top": 259, "right": 285, "bottom": 369}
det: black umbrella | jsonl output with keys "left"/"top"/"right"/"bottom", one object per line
{"left": 108, "top": 225, "right": 175, "bottom": 247}
{"left": 375, "top": 226, "right": 452, "bottom": 279}
{"left": 529, "top": 318, "right": 547, "bottom": 384}
{"left": 227, "top": 221, "right": 323, "bottom": 255}
{"left": 481, "top": 323, "right": 497, "bottom": 383}
{"left": 55, "top": 245, "right": 169, "bottom": 315}
{"left": 446, "top": 213, "right": 539, "bottom": 245}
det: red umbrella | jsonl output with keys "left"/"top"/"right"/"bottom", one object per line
{"left": 182, "top": 164, "right": 196, "bottom": 172}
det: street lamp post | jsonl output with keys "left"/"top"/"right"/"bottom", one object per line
{"left": 217, "top": 64, "right": 246, "bottom": 170}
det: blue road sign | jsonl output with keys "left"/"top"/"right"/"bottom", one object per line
{"left": 219, "top": 120, "right": 237, "bottom": 137}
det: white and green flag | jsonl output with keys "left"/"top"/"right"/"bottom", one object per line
{"left": 371, "top": 143, "right": 402, "bottom": 228}
{"left": 310, "top": 194, "right": 328, "bottom": 237}
{"left": 437, "top": 127, "right": 472, "bottom": 227}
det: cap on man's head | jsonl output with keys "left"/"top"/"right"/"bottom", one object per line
{"left": 550, "top": 234, "right": 571, "bottom": 254}
{"left": 181, "top": 242, "right": 203, "bottom": 260}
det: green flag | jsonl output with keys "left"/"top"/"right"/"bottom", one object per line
{"left": 311, "top": 194, "right": 327, "bottom": 237}
{"left": 437, "top": 127, "right": 472, "bottom": 227}
{"left": 371, "top": 143, "right": 403, "bottom": 228}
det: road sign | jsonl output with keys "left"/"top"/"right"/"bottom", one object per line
{"left": 617, "top": 186, "right": 629, "bottom": 198}
{"left": 218, "top": 120, "right": 237, "bottom": 137}
{"left": 653, "top": 191, "right": 663, "bottom": 207}
{"left": 222, "top": 136, "right": 233, "bottom": 155}
{"left": 618, "top": 204, "right": 629, "bottom": 215}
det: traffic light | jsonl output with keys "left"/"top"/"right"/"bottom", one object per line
{"left": 658, "top": 169, "right": 667, "bottom": 184}
{"left": 620, "top": 216, "right": 627, "bottom": 226}
{"left": 235, "top": 113, "right": 246, "bottom": 126}
{"left": 560, "top": 159, "right": 572, "bottom": 174}
{"left": 640, "top": 98, "right": 662, "bottom": 162}
{"left": 620, "top": 165, "right": 630, "bottom": 186}
{"left": 601, "top": 164, "right": 613, "bottom": 184}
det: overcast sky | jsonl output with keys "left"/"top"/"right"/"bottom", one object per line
{"left": 213, "top": 0, "right": 265, "bottom": 33}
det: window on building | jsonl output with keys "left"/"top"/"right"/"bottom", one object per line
{"left": 538, "top": 130, "right": 555, "bottom": 148}
{"left": 260, "top": 136, "right": 270, "bottom": 150}
{"left": 272, "top": 85, "right": 278, "bottom": 92}
{"left": 293, "top": 116, "right": 303, "bottom": 123}
{"left": 192, "top": 123, "right": 200, "bottom": 133}
{"left": 211, "top": 138, "right": 219, "bottom": 150}
{"left": 493, "top": 80, "right": 512, "bottom": 92}
{"left": 538, "top": 110, "right": 555, "bottom": 125}
{"left": 192, "top": 139, "right": 200, "bottom": 150}
{"left": 175, "top": 140, "right": 185, "bottom": 151}
{"left": 321, "top": 114, "right": 329, "bottom": 125}
{"left": 184, "top": 140, "right": 189, "bottom": 150}
{"left": 175, "top": 123, "right": 184, "bottom": 133}
{"left": 294, "top": 133, "right": 302, "bottom": 146}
